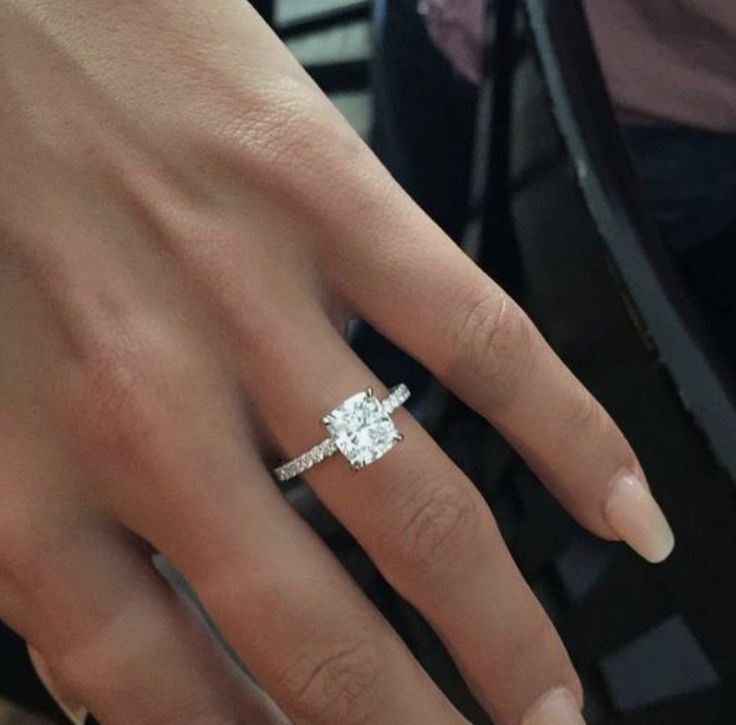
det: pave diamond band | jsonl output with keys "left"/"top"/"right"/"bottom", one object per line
{"left": 273, "top": 384, "right": 410, "bottom": 483}
{"left": 381, "top": 384, "right": 411, "bottom": 416}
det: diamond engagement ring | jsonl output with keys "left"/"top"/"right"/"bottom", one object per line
{"left": 273, "top": 384, "right": 411, "bottom": 482}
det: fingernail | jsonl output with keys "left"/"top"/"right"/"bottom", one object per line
{"left": 522, "top": 687, "right": 586, "bottom": 724}
{"left": 604, "top": 473, "right": 675, "bottom": 563}
{"left": 27, "top": 645, "right": 88, "bottom": 725}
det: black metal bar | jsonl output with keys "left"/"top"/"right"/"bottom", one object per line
{"left": 250, "top": 0, "right": 275, "bottom": 25}
{"left": 304, "top": 60, "right": 369, "bottom": 95}
{"left": 478, "top": 0, "right": 524, "bottom": 295}
{"left": 278, "top": 1, "right": 371, "bottom": 41}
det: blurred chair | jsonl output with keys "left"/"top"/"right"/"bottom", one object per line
{"left": 477, "top": 0, "right": 736, "bottom": 722}
{"left": 252, "top": 2, "right": 736, "bottom": 722}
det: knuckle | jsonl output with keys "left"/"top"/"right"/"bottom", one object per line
{"left": 77, "top": 354, "right": 166, "bottom": 453}
{"left": 451, "top": 286, "right": 532, "bottom": 407}
{"left": 40, "top": 602, "right": 243, "bottom": 725}
{"left": 505, "top": 608, "right": 562, "bottom": 674}
{"left": 39, "top": 615, "right": 128, "bottom": 703}
{"left": 0, "top": 496, "right": 62, "bottom": 598}
{"left": 0, "top": 515, "right": 35, "bottom": 590}
{"left": 561, "top": 386, "right": 602, "bottom": 440}
{"left": 380, "top": 482, "right": 487, "bottom": 578}
{"left": 63, "top": 332, "right": 200, "bottom": 467}
{"left": 43, "top": 616, "right": 179, "bottom": 720}
{"left": 43, "top": 645, "right": 108, "bottom": 709}
{"left": 190, "top": 567, "right": 388, "bottom": 725}
{"left": 206, "top": 78, "right": 333, "bottom": 183}
{"left": 277, "top": 639, "right": 387, "bottom": 724}
{"left": 201, "top": 76, "right": 375, "bottom": 224}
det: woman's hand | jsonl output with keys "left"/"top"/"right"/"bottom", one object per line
{"left": 0, "top": 1, "right": 673, "bottom": 723}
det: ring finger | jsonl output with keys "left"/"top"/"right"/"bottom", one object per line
{"left": 250, "top": 313, "right": 583, "bottom": 725}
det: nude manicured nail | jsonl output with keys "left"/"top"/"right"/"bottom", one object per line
{"left": 604, "top": 473, "right": 675, "bottom": 563}
{"left": 27, "top": 645, "right": 88, "bottom": 725}
{"left": 522, "top": 687, "right": 586, "bottom": 724}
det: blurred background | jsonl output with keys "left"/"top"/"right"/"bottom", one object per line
{"left": 2, "top": 1, "right": 735, "bottom": 723}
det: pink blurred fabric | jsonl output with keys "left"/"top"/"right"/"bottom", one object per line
{"left": 418, "top": 0, "right": 485, "bottom": 85}
{"left": 420, "top": 0, "right": 736, "bottom": 132}
{"left": 584, "top": 0, "right": 736, "bottom": 132}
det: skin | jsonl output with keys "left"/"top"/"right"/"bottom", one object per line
{"left": 0, "top": 1, "right": 656, "bottom": 722}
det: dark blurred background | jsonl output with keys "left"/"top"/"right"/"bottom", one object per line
{"left": 2, "top": 1, "right": 735, "bottom": 723}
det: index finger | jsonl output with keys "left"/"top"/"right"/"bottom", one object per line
{"left": 324, "top": 181, "right": 674, "bottom": 565}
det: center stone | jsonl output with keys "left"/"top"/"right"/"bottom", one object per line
{"left": 323, "top": 390, "right": 399, "bottom": 469}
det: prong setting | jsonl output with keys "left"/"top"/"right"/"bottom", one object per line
{"left": 273, "top": 384, "right": 411, "bottom": 482}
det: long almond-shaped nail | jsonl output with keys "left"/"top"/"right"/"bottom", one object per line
{"left": 522, "top": 687, "right": 586, "bottom": 724}
{"left": 27, "top": 645, "right": 88, "bottom": 725}
{"left": 604, "top": 473, "right": 675, "bottom": 563}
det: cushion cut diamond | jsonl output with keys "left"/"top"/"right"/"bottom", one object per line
{"left": 323, "top": 389, "right": 399, "bottom": 469}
